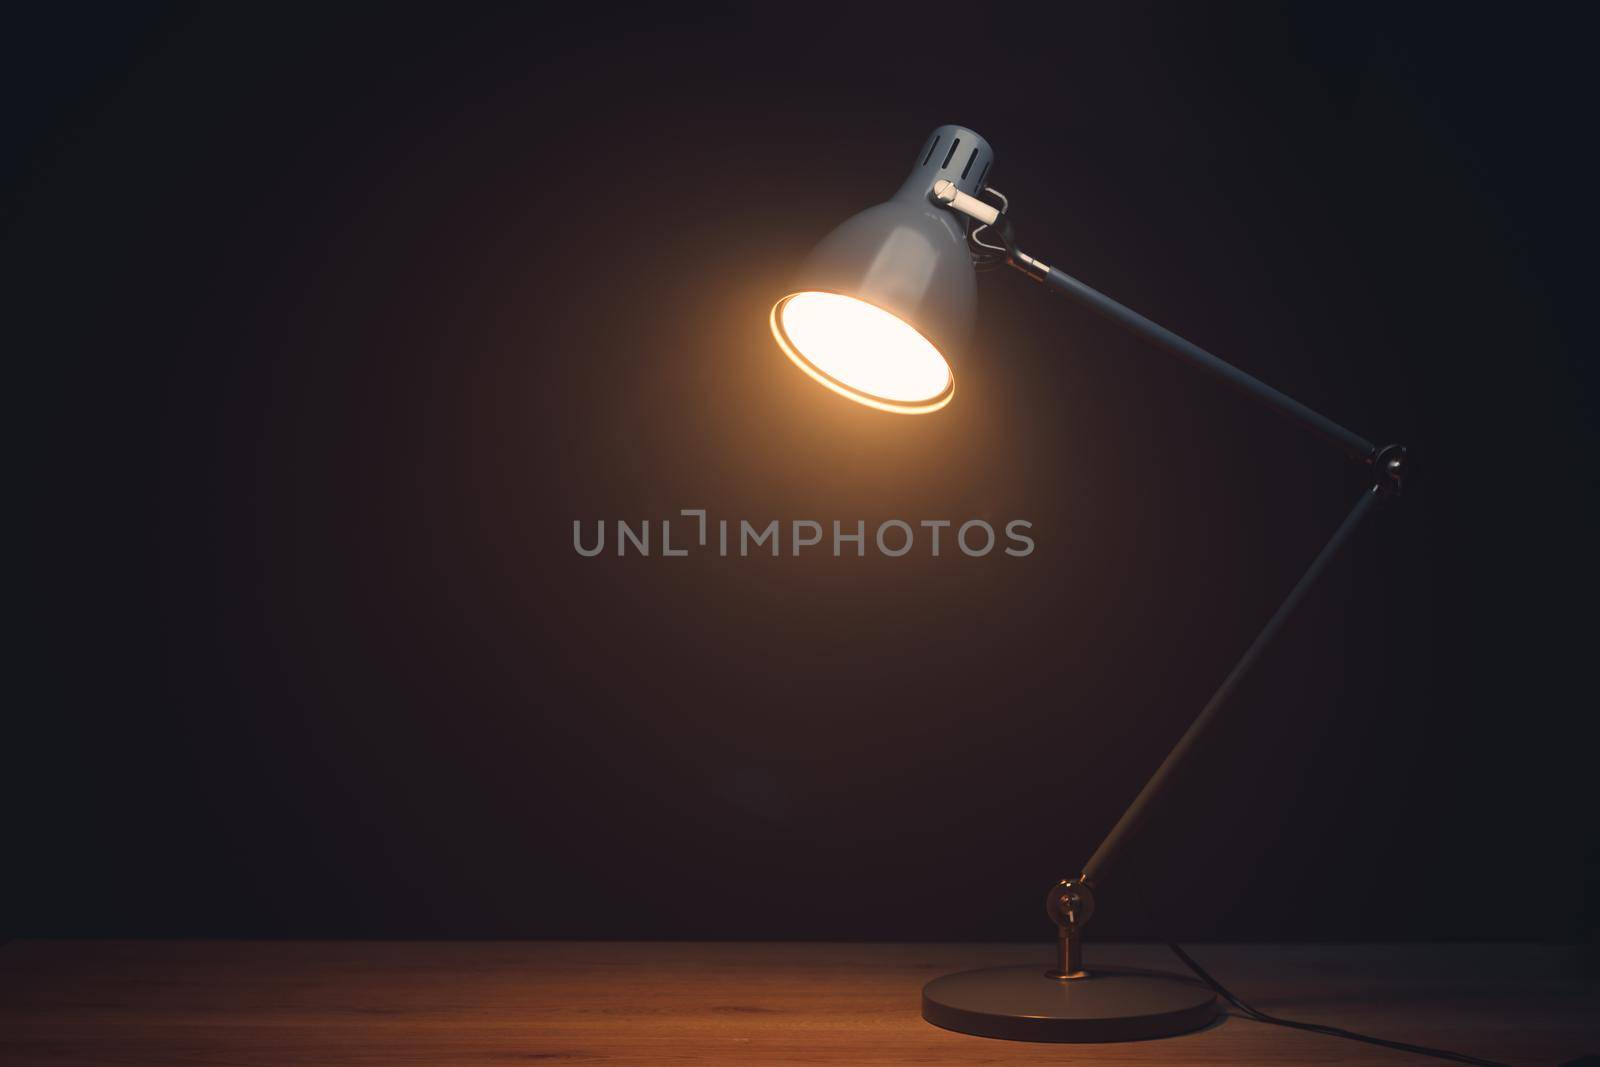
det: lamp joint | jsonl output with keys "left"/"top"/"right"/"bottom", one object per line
{"left": 1011, "top": 250, "right": 1051, "bottom": 281}
{"left": 1371, "top": 443, "right": 1409, "bottom": 497}
{"left": 1044, "top": 876, "right": 1096, "bottom": 980}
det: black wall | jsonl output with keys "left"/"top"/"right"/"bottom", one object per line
{"left": 9, "top": 3, "right": 1596, "bottom": 943}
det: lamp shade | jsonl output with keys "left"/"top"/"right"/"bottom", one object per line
{"left": 771, "top": 125, "right": 993, "bottom": 413}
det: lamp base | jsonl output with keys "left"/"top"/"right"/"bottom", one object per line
{"left": 921, "top": 965, "right": 1220, "bottom": 1043}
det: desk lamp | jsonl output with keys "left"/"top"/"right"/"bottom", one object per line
{"left": 770, "top": 125, "right": 1408, "bottom": 1043}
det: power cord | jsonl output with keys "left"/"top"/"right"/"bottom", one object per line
{"left": 1129, "top": 880, "right": 1513, "bottom": 1065}
{"left": 1163, "top": 939, "right": 1513, "bottom": 1067}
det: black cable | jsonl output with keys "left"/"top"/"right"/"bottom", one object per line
{"left": 1162, "top": 939, "right": 1513, "bottom": 1066}
{"left": 1125, "top": 876, "right": 1512, "bottom": 1065}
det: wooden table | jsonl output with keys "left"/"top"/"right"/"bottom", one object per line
{"left": 2, "top": 941, "right": 1594, "bottom": 1065}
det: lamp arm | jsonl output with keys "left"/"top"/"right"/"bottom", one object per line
{"left": 1078, "top": 483, "right": 1382, "bottom": 887}
{"left": 994, "top": 240, "right": 1408, "bottom": 885}
{"left": 933, "top": 185, "right": 1410, "bottom": 948}
{"left": 977, "top": 228, "right": 1410, "bottom": 968}
{"left": 1013, "top": 249, "right": 1376, "bottom": 460}
{"left": 1040, "top": 485, "right": 1383, "bottom": 977}
{"left": 930, "top": 182, "right": 1381, "bottom": 463}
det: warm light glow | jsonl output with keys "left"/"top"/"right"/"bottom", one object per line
{"left": 770, "top": 291, "right": 954, "bottom": 414}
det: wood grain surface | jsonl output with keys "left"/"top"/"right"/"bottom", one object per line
{"left": 1, "top": 941, "right": 1594, "bottom": 1065}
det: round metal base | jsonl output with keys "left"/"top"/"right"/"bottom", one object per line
{"left": 922, "top": 965, "right": 1220, "bottom": 1043}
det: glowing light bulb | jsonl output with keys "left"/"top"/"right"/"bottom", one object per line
{"left": 770, "top": 291, "right": 954, "bottom": 414}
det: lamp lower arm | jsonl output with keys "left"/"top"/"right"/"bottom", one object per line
{"left": 1080, "top": 483, "right": 1384, "bottom": 887}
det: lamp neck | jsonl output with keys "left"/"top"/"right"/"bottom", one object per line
{"left": 893, "top": 125, "right": 994, "bottom": 203}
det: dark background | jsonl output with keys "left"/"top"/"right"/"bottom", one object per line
{"left": 8, "top": 3, "right": 1595, "bottom": 944}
